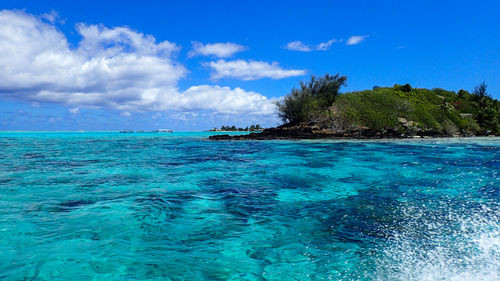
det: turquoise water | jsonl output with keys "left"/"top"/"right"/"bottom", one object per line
{"left": 0, "top": 132, "right": 499, "bottom": 280}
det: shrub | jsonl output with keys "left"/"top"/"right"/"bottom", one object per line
{"left": 333, "top": 89, "right": 411, "bottom": 130}
{"left": 442, "top": 119, "right": 459, "bottom": 135}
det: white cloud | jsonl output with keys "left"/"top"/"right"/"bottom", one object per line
{"left": 0, "top": 10, "right": 276, "bottom": 116}
{"left": 41, "top": 11, "right": 57, "bottom": 23}
{"left": 189, "top": 41, "right": 246, "bottom": 58}
{"left": 346, "top": 35, "right": 368, "bottom": 45}
{"left": 317, "top": 39, "right": 340, "bottom": 50}
{"left": 285, "top": 41, "right": 312, "bottom": 52}
{"left": 285, "top": 39, "right": 340, "bottom": 52}
{"left": 180, "top": 85, "right": 276, "bottom": 114}
{"left": 69, "top": 107, "right": 80, "bottom": 114}
{"left": 206, "top": 59, "right": 306, "bottom": 80}
{"left": 170, "top": 112, "right": 199, "bottom": 121}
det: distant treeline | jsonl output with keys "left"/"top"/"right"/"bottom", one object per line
{"left": 275, "top": 74, "right": 499, "bottom": 136}
{"left": 211, "top": 124, "right": 263, "bottom": 132}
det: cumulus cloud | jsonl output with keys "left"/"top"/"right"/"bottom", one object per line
{"left": 189, "top": 41, "right": 246, "bottom": 58}
{"left": 206, "top": 60, "right": 306, "bottom": 80}
{"left": 285, "top": 39, "right": 340, "bottom": 52}
{"left": 346, "top": 35, "right": 369, "bottom": 45}
{"left": 179, "top": 85, "right": 276, "bottom": 114}
{"left": 0, "top": 10, "right": 276, "bottom": 116}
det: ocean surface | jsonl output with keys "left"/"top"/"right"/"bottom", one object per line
{"left": 0, "top": 132, "right": 499, "bottom": 281}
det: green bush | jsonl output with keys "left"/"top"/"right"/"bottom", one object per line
{"left": 334, "top": 89, "right": 410, "bottom": 130}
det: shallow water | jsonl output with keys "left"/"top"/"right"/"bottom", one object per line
{"left": 0, "top": 132, "right": 499, "bottom": 280}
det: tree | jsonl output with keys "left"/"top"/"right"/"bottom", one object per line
{"left": 401, "top": 83, "right": 412, "bottom": 93}
{"left": 275, "top": 87, "right": 314, "bottom": 124}
{"left": 473, "top": 82, "right": 489, "bottom": 101}
{"left": 457, "top": 89, "right": 469, "bottom": 99}
{"left": 275, "top": 74, "right": 347, "bottom": 124}
{"left": 301, "top": 74, "right": 348, "bottom": 108}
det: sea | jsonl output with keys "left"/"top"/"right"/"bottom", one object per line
{"left": 0, "top": 132, "right": 499, "bottom": 280}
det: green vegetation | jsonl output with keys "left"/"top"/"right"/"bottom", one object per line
{"left": 275, "top": 74, "right": 347, "bottom": 124}
{"left": 276, "top": 74, "right": 500, "bottom": 136}
{"left": 211, "top": 124, "right": 263, "bottom": 132}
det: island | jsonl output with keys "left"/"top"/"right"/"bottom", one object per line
{"left": 209, "top": 124, "right": 262, "bottom": 132}
{"left": 210, "top": 74, "right": 500, "bottom": 140}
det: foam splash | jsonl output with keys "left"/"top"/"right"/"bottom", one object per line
{"left": 374, "top": 204, "right": 500, "bottom": 281}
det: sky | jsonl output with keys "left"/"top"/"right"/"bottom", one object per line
{"left": 0, "top": 0, "right": 499, "bottom": 131}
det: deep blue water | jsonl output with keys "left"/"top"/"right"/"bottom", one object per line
{"left": 0, "top": 132, "right": 499, "bottom": 280}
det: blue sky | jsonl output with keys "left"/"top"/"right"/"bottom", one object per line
{"left": 1, "top": 0, "right": 499, "bottom": 131}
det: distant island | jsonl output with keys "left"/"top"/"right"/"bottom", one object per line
{"left": 210, "top": 74, "right": 500, "bottom": 140}
{"left": 209, "top": 124, "right": 263, "bottom": 132}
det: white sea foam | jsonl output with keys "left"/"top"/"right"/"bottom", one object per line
{"left": 374, "top": 204, "right": 500, "bottom": 281}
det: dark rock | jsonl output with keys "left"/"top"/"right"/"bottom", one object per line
{"left": 208, "top": 123, "right": 453, "bottom": 141}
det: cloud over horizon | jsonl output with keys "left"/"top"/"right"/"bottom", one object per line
{"left": 0, "top": 10, "right": 276, "bottom": 116}
{"left": 206, "top": 59, "right": 306, "bottom": 80}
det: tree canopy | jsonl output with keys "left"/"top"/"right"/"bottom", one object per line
{"left": 275, "top": 74, "right": 347, "bottom": 124}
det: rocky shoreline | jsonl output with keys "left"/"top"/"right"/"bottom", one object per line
{"left": 208, "top": 124, "right": 462, "bottom": 141}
